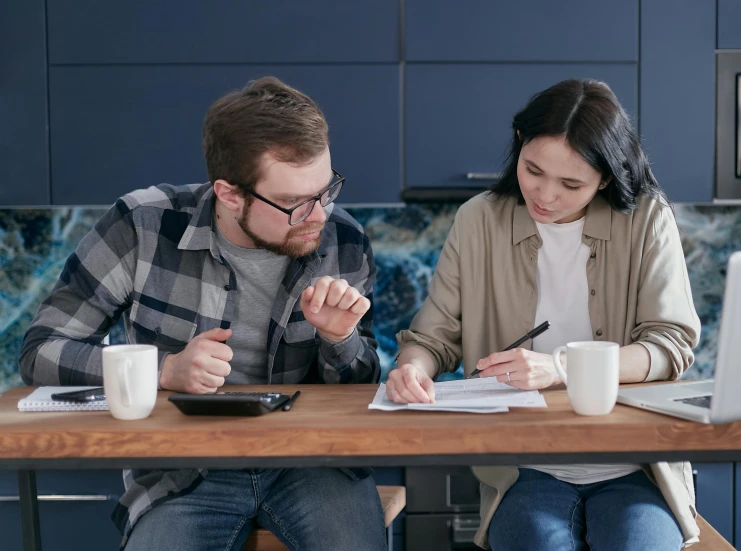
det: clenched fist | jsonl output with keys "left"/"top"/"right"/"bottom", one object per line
{"left": 159, "top": 327, "right": 233, "bottom": 393}
{"left": 300, "top": 276, "right": 370, "bottom": 342}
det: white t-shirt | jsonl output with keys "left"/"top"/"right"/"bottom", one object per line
{"left": 521, "top": 217, "right": 642, "bottom": 484}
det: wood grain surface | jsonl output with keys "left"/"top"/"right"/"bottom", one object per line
{"left": 1, "top": 385, "right": 739, "bottom": 461}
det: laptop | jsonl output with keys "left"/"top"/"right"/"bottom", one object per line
{"left": 617, "top": 251, "right": 741, "bottom": 424}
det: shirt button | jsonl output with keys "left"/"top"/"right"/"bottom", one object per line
{"left": 590, "top": 252, "right": 596, "bottom": 259}
{"left": 224, "top": 284, "right": 231, "bottom": 291}
{"left": 596, "top": 329, "right": 603, "bottom": 337}
{"left": 591, "top": 289, "right": 596, "bottom": 296}
{"left": 154, "top": 326, "right": 161, "bottom": 336}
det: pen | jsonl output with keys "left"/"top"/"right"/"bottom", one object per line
{"left": 467, "top": 320, "right": 551, "bottom": 378}
{"left": 282, "top": 390, "right": 301, "bottom": 411}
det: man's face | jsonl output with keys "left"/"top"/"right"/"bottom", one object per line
{"left": 238, "top": 147, "right": 332, "bottom": 257}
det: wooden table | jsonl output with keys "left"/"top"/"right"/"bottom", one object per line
{"left": 2, "top": 384, "right": 741, "bottom": 550}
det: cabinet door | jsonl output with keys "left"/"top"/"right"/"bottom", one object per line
{"left": 639, "top": 0, "right": 715, "bottom": 202}
{"left": 694, "top": 463, "right": 733, "bottom": 544}
{"left": 718, "top": 0, "right": 741, "bottom": 49}
{"left": 0, "top": 470, "right": 123, "bottom": 550}
{"left": 405, "top": 0, "right": 638, "bottom": 62}
{"left": 405, "top": 64, "right": 637, "bottom": 189}
{"left": 49, "top": 65, "right": 400, "bottom": 205}
{"left": 48, "top": 0, "right": 399, "bottom": 64}
{"left": 0, "top": 0, "right": 50, "bottom": 205}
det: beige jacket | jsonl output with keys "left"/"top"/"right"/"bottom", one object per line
{"left": 397, "top": 192, "right": 702, "bottom": 549}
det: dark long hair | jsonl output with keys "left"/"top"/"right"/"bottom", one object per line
{"left": 490, "top": 79, "right": 667, "bottom": 212}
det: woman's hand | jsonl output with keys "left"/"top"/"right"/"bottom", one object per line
{"left": 386, "top": 363, "right": 436, "bottom": 404}
{"left": 475, "top": 348, "right": 563, "bottom": 390}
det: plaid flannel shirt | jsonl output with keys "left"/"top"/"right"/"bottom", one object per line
{"left": 20, "top": 183, "right": 380, "bottom": 545}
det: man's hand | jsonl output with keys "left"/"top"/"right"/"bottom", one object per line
{"left": 385, "top": 363, "right": 435, "bottom": 404}
{"left": 475, "top": 348, "right": 562, "bottom": 390}
{"left": 159, "top": 327, "right": 233, "bottom": 393}
{"left": 300, "top": 276, "right": 370, "bottom": 342}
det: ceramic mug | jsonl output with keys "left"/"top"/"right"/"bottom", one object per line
{"left": 102, "top": 344, "right": 158, "bottom": 420}
{"left": 552, "top": 341, "right": 619, "bottom": 416}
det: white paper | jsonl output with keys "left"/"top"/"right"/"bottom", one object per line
{"left": 369, "top": 378, "right": 547, "bottom": 413}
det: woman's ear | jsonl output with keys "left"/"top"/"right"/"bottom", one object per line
{"left": 599, "top": 176, "right": 612, "bottom": 190}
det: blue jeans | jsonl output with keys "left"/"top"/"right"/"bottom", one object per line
{"left": 124, "top": 468, "right": 387, "bottom": 551}
{"left": 488, "top": 468, "right": 683, "bottom": 551}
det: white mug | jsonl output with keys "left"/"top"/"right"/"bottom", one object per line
{"left": 552, "top": 341, "right": 619, "bottom": 416}
{"left": 102, "top": 344, "right": 158, "bottom": 420}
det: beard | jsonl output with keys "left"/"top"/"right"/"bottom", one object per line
{"left": 238, "top": 205, "right": 324, "bottom": 258}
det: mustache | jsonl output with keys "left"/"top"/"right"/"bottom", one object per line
{"left": 288, "top": 223, "right": 325, "bottom": 238}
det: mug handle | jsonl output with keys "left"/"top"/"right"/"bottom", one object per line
{"left": 117, "top": 358, "right": 133, "bottom": 408}
{"left": 552, "top": 346, "right": 568, "bottom": 385}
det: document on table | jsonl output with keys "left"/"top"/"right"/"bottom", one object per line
{"left": 369, "top": 377, "right": 547, "bottom": 413}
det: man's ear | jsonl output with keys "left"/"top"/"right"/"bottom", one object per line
{"left": 213, "top": 179, "right": 243, "bottom": 212}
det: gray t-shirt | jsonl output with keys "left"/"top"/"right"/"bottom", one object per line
{"left": 215, "top": 226, "right": 291, "bottom": 384}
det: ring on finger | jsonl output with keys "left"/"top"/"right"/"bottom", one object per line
{"left": 506, "top": 372, "right": 511, "bottom": 382}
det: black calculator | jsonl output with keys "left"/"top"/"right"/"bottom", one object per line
{"left": 168, "top": 391, "right": 291, "bottom": 416}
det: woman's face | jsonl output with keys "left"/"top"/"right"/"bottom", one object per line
{"left": 517, "top": 135, "right": 606, "bottom": 224}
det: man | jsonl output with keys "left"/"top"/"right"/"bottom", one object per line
{"left": 20, "top": 77, "right": 386, "bottom": 550}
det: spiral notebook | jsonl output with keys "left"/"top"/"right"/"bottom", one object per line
{"left": 18, "top": 386, "right": 109, "bottom": 412}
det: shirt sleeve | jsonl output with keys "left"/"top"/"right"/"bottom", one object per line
{"left": 395, "top": 210, "right": 464, "bottom": 379}
{"left": 316, "top": 231, "right": 381, "bottom": 384}
{"left": 19, "top": 200, "right": 140, "bottom": 385}
{"left": 632, "top": 205, "right": 701, "bottom": 381}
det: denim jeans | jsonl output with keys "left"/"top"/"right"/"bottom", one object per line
{"left": 488, "top": 468, "right": 683, "bottom": 551}
{"left": 124, "top": 468, "right": 387, "bottom": 551}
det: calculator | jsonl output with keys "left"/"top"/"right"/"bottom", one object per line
{"left": 168, "top": 391, "right": 291, "bottom": 416}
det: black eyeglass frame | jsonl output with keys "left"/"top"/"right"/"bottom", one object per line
{"left": 239, "top": 169, "right": 345, "bottom": 226}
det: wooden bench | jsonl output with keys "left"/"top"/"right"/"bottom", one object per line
{"left": 695, "top": 514, "right": 735, "bottom": 550}
{"left": 243, "top": 485, "right": 406, "bottom": 551}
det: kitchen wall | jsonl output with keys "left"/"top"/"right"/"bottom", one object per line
{"left": 2, "top": 0, "right": 740, "bottom": 391}
{"left": 2, "top": 202, "right": 740, "bottom": 393}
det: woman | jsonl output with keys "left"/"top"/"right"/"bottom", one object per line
{"left": 388, "top": 79, "right": 701, "bottom": 550}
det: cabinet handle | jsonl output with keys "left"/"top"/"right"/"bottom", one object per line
{"left": 466, "top": 172, "right": 502, "bottom": 181}
{"left": 0, "top": 494, "right": 111, "bottom": 502}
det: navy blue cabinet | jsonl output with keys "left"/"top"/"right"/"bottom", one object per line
{"left": 718, "top": 0, "right": 741, "bottom": 49}
{"left": 0, "top": 0, "right": 50, "bottom": 205}
{"left": 0, "top": 470, "right": 123, "bottom": 551}
{"left": 639, "top": 0, "right": 715, "bottom": 203}
{"left": 49, "top": 65, "right": 400, "bottom": 205}
{"left": 405, "top": 64, "right": 637, "bottom": 189}
{"left": 48, "top": 0, "right": 400, "bottom": 64}
{"left": 694, "top": 463, "right": 734, "bottom": 544}
{"left": 405, "top": 0, "right": 638, "bottom": 62}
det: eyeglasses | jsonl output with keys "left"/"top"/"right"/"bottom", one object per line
{"left": 241, "top": 169, "right": 345, "bottom": 226}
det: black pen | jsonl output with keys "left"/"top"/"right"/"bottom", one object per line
{"left": 282, "top": 390, "right": 301, "bottom": 411}
{"left": 467, "top": 321, "right": 551, "bottom": 378}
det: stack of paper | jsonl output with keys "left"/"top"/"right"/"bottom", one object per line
{"left": 369, "top": 378, "right": 547, "bottom": 413}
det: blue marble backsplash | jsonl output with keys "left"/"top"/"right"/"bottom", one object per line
{"left": 1, "top": 202, "right": 740, "bottom": 392}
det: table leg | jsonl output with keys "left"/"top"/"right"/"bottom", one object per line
{"left": 18, "top": 470, "right": 42, "bottom": 551}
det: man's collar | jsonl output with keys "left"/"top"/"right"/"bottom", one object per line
{"left": 178, "top": 185, "right": 220, "bottom": 259}
{"left": 512, "top": 192, "right": 612, "bottom": 245}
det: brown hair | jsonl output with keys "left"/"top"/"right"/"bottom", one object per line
{"left": 202, "top": 76, "right": 329, "bottom": 194}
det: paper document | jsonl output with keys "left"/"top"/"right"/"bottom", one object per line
{"left": 369, "top": 378, "right": 547, "bottom": 413}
